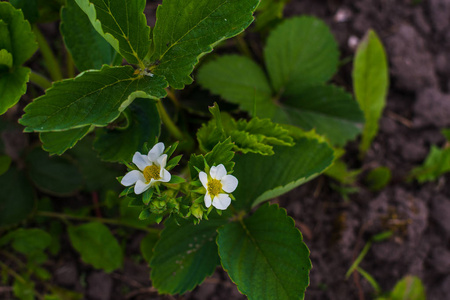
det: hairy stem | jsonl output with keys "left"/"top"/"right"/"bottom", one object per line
{"left": 32, "top": 25, "right": 63, "bottom": 82}
{"left": 35, "top": 211, "right": 160, "bottom": 234}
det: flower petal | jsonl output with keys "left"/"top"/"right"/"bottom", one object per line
{"left": 212, "top": 193, "right": 231, "bottom": 210}
{"left": 132, "top": 152, "right": 151, "bottom": 171}
{"left": 134, "top": 180, "right": 151, "bottom": 195}
{"left": 204, "top": 192, "right": 212, "bottom": 208}
{"left": 160, "top": 168, "right": 171, "bottom": 183}
{"left": 210, "top": 164, "right": 227, "bottom": 180}
{"left": 121, "top": 170, "right": 145, "bottom": 186}
{"left": 148, "top": 142, "right": 165, "bottom": 162}
{"left": 156, "top": 154, "right": 168, "bottom": 168}
{"left": 199, "top": 171, "right": 208, "bottom": 188}
{"left": 221, "top": 175, "right": 238, "bottom": 193}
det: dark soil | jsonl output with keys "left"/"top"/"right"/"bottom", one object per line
{"left": 1, "top": 0, "right": 449, "bottom": 299}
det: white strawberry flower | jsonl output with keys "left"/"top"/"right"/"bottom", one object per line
{"left": 199, "top": 164, "right": 238, "bottom": 210}
{"left": 121, "top": 142, "right": 171, "bottom": 194}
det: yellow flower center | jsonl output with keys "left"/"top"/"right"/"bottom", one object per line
{"left": 143, "top": 165, "right": 161, "bottom": 183}
{"left": 207, "top": 179, "right": 222, "bottom": 197}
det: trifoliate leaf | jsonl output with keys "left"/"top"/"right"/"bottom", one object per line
{"left": 68, "top": 222, "right": 123, "bottom": 273}
{"left": 93, "top": 98, "right": 161, "bottom": 162}
{"left": 150, "top": 214, "right": 228, "bottom": 294}
{"left": 40, "top": 126, "right": 92, "bottom": 156}
{"left": 19, "top": 65, "right": 167, "bottom": 132}
{"left": 353, "top": 30, "right": 389, "bottom": 156}
{"left": 217, "top": 204, "right": 311, "bottom": 300}
{"left": 264, "top": 16, "right": 338, "bottom": 96}
{"left": 150, "top": 0, "right": 259, "bottom": 89}
{"left": 61, "top": 0, "right": 116, "bottom": 72}
{"left": 74, "top": 0, "right": 150, "bottom": 65}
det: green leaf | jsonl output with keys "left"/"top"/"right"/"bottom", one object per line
{"left": 26, "top": 148, "right": 83, "bottom": 196}
{"left": 2, "top": 228, "right": 51, "bottom": 259}
{"left": 325, "top": 158, "right": 361, "bottom": 185}
{"left": 0, "top": 167, "right": 34, "bottom": 226}
{"left": 93, "top": 98, "right": 161, "bottom": 162}
{"left": 150, "top": 214, "right": 228, "bottom": 294}
{"left": 0, "top": 154, "right": 11, "bottom": 176}
{"left": 140, "top": 232, "right": 159, "bottom": 263}
{"left": 410, "top": 145, "right": 450, "bottom": 183}
{"left": 150, "top": 0, "right": 260, "bottom": 89}
{"left": 365, "top": 166, "right": 391, "bottom": 191}
{"left": 217, "top": 204, "right": 311, "bottom": 300}
{"left": 0, "top": 49, "right": 13, "bottom": 68}
{"left": 167, "top": 175, "right": 186, "bottom": 184}
{"left": 197, "top": 55, "right": 274, "bottom": 116}
{"left": 74, "top": 0, "right": 150, "bottom": 65}
{"left": 40, "top": 126, "right": 92, "bottom": 156}
{"left": 61, "top": 0, "right": 116, "bottom": 72}
{"left": 254, "top": 0, "right": 289, "bottom": 31}
{"left": 274, "top": 85, "right": 364, "bottom": 146}
{"left": 233, "top": 132, "right": 334, "bottom": 210}
{"left": 390, "top": 276, "right": 426, "bottom": 300}
{"left": 442, "top": 128, "right": 450, "bottom": 141}
{"left": 9, "top": 0, "right": 39, "bottom": 23}
{"left": 0, "top": 2, "right": 37, "bottom": 66}
{"left": 264, "top": 16, "right": 339, "bottom": 96}
{"left": 19, "top": 65, "right": 167, "bottom": 132}
{"left": 353, "top": 30, "right": 389, "bottom": 155}
{"left": 68, "top": 222, "right": 123, "bottom": 272}
{"left": 13, "top": 279, "right": 35, "bottom": 300}
{"left": 0, "top": 67, "right": 30, "bottom": 115}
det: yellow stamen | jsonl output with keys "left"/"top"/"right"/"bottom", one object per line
{"left": 207, "top": 179, "right": 222, "bottom": 197}
{"left": 143, "top": 165, "right": 161, "bottom": 183}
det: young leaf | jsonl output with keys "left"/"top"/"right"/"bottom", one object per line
{"left": 74, "top": 0, "right": 150, "bottom": 66}
{"left": 93, "top": 98, "right": 161, "bottom": 162}
{"left": 68, "top": 222, "right": 123, "bottom": 273}
{"left": 40, "top": 126, "right": 92, "bottom": 156}
{"left": 197, "top": 55, "right": 274, "bottom": 116}
{"left": 389, "top": 276, "right": 426, "bottom": 300}
{"left": 254, "top": 0, "right": 289, "bottom": 31}
{"left": 19, "top": 65, "right": 167, "bottom": 132}
{"left": 365, "top": 166, "right": 391, "bottom": 191}
{"left": 61, "top": 0, "right": 116, "bottom": 71}
{"left": 150, "top": 214, "right": 228, "bottom": 294}
{"left": 0, "top": 167, "right": 34, "bottom": 226}
{"left": 353, "top": 30, "right": 389, "bottom": 156}
{"left": 0, "top": 67, "right": 29, "bottom": 115}
{"left": 233, "top": 132, "right": 334, "bottom": 210}
{"left": 149, "top": 0, "right": 260, "bottom": 89}
{"left": 217, "top": 204, "right": 311, "bottom": 300}
{"left": 0, "top": 2, "right": 37, "bottom": 66}
{"left": 26, "top": 148, "right": 83, "bottom": 196}
{"left": 264, "top": 16, "right": 339, "bottom": 96}
{"left": 410, "top": 145, "right": 450, "bottom": 183}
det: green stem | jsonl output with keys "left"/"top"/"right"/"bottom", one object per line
{"left": 29, "top": 71, "right": 52, "bottom": 90}
{"left": 346, "top": 241, "right": 372, "bottom": 278}
{"left": 35, "top": 211, "right": 160, "bottom": 234}
{"left": 32, "top": 25, "right": 63, "bottom": 82}
{"left": 66, "top": 52, "right": 75, "bottom": 78}
{"left": 235, "top": 33, "right": 253, "bottom": 59}
{"left": 156, "top": 100, "right": 184, "bottom": 141}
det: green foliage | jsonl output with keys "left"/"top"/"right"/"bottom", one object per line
{"left": 217, "top": 204, "right": 311, "bottom": 300}
{"left": 198, "top": 17, "right": 364, "bottom": 146}
{"left": 388, "top": 276, "right": 426, "bottom": 300}
{"left": 93, "top": 98, "right": 161, "bottom": 162}
{"left": 74, "top": 0, "right": 150, "bottom": 66}
{"left": 410, "top": 145, "right": 450, "bottom": 183}
{"left": 254, "top": 0, "right": 289, "bottom": 30}
{"left": 0, "top": 167, "right": 34, "bottom": 226}
{"left": 140, "top": 232, "right": 159, "bottom": 263}
{"left": 150, "top": 214, "right": 228, "bottom": 294}
{"left": 149, "top": 0, "right": 260, "bottom": 89}
{"left": 325, "top": 149, "right": 361, "bottom": 185}
{"left": 40, "top": 126, "right": 92, "bottom": 156}
{"left": 26, "top": 148, "right": 83, "bottom": 196}
{"left": 68, "top": 222, "right": 123, "bottom": 272}
{"left": 197, "top": 104, "right": 294, "bottom": 155}
{"left": 365, "top": 166, "right": 391, "bottom": 191}
{"left": 353, "top": 30, "right": 389, "bottom": 156}
{"left": 232, "top": 131, "right": 334, "bottom": 209}
{"left": 0, "top": 228, "right": 51, "bottom": 263}
{"left": 13, "top": 279, "right": 35, "bottom": 300}
{"left": 0, "top": 2, "right": 37, "bottom": 115}
{"left": 442, "top": 128, "right": 450, "bottom": 141}
{"left": 0, "top": 154, "right": 11, "bottom": 175}
{"left": 19, "top": 65, "right": 167, "bottom": 132}
{"left": 61, "top": 0, "right": 116, "bottom": 72}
